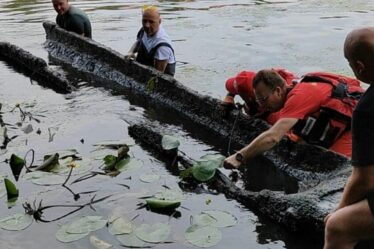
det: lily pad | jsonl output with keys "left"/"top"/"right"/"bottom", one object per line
{"left": 202, "top": 210, "right": 237, "bottom": 228}
{"left": 29, "top": 172, "right": 65, "bottom": 186}
{"left": 9, "top": 154, "right": 25, "bottom": 181}
{"left": 46, "top": 149, "right": 81, "bottom": 159}
{"left": 135, "top": 223, "right": 171, "bottom": 243}
{"left": 154, "top": 189, "right": 183, "bottom": 201}
{"left": 90, "top": 148, "right": 117, "bottom": 160}
{"left": 185, "top": 224, "right": 222, "bottom": 248}
{"left": 115, "top": 158, "right": 143, "bottom": 172}
{"left": 146, "top": 198, "right": 181, "bottom": 210}
{"left": 51, "top": 158, "right": 93, "bottom": 175}
{"left": 93, "top": 139, "right": 135, "bottom": 148}
{"left": 56, "top": 224, "right": 89, "bottom": 243}
{"left": 0, "top": 213, "right": 33, "bottom": 231}
{"left": 140, "top": 174, "right": 160, "bottom": 183}
{"left": 66, "top": 216, "right": 107, "bottom": 234}
{"left": 161, "top": 135, "right": 180, "bottom": 150}
{"left": 199, "top": 154, "right": 225, "bottom": 165}
{"left": 192, "top": 213, "right": 217, "bottom": 227}
{"left": 192, "top": 155, "right": 224, "bottom": 182}
{"left": 109, "top": 217, "right": 133, "bottom": 235}
{"left": 89, "top": 235, "right": 113, "bottom": 249}
{"left": 116, "top": 233, "right": 145, "bottom": 248}
{"left": 4, "top": 178, "right": 18, "bottom": 201}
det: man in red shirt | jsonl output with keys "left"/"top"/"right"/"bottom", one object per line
{"left": 222, "top": 68, "right": 297, "bottom": 124}
{"left": 223, "top": 69, "right": 363, "bottom": 168}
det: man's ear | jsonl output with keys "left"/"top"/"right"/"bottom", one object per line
{"left": 159, "top": 18, "right": 162, "bottom": 25}
{"left": 356, "top": 60, "right": 365, "bottom": 74}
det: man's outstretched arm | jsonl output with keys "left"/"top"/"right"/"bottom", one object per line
{"left": 224, "top": 117, "right": 298, "bottom": 169}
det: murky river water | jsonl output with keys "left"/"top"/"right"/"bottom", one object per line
{"left": 0, "top": 0, "right": 373, "bottom": 248}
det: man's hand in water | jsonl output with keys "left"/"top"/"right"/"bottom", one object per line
{"left": 223, "top": 153, "right": 242, "bottom": 169}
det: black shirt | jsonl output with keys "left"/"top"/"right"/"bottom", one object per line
{"left": 56, "top": 6, "right": 92, "bottom": 38}
{"left": 352, "top": 84, "right": 374, "bottom": 166}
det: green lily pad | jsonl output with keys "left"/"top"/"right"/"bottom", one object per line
{"left": 161, "top": 135, "right": 180, "bottom": 150}
{"left": 115, "top": 158, "right": 143, "bottom": 172}
{"left": 4, "top": 178, "right": 18, "bottom": 202}
{"left": 9, "top": 154, "right": 25, "bottom": 181}
{"left": 46, "top": 149, "right": 80, "bottom": 159}
{"left": 56, "top": 224, "right": 89, "bottom": 243}
{"left": 116, "top": 233, "right": 145, "bottom": 248}
{"left": 66, "top": 216, "right": 107, "bottom": 234}
{"left": 146, "top": 198, "right": 181, "bottom": 210}
{"left": 28, "top": 172, "right": 65, "bottom": 186}
{"left": 0, "top": 213, "right": 33, "bottom": 231}
{"left": 199, "top": 154, "right": 225, "bottom": 165}
{"left": 51, "top": 158, "right": 92, "bottom": 175}
{"left": 192, "top": 154, "right": 224, "bottom": 182}
{"left": 185, "top": 224, "right": 222, "bottom": 248}
{"left": 192, "top": 213, "right": 217, "bottom": 227}
{"left": 154, "top": 189, "right": 183, "bottom": 201}
{"left": 202, "top": 210, "right": 237, "bottom": 228}
{"left": 91, "top": 148, "right": 117, "bottom": 160}
{"left": 135, "top": 223, "right": 171, "bottom": 243}
{"left": 93, "top": 139, "right": 135, "bottom": 148}
{"left": 109, "top": 217, "right": 133, "bottom": 235}
{"left": 139, "top": 174, "right": 160, "bottom": 183}
{"left": 89, "top": 235, "right": 113, "bottom": 249}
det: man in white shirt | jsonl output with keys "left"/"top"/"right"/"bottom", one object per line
{"left": 127, "top": 6, "right": 176, "bottom": 76}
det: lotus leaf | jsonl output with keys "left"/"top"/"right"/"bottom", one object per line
{"left": 135, "top": 223, "right": 171, "bottom": 243}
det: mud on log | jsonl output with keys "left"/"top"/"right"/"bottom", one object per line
{"left": 42, "top": 21, "right": 350, "bottom": 184}
{"left": 0, "top": 42, "right": 73, "bottom": 94}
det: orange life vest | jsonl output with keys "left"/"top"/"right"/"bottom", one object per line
{"left": 292, "top": 72, "right": 364, "bottom": 148}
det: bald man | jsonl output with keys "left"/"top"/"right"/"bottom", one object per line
{"left": 127, "top": 6, "right": 176, "bottom": 76}
{"left": 324, "top": 27, "right": 374, "bottom": 249}
{"left": 52, "top": 0, "right": 92, "bottom": 38}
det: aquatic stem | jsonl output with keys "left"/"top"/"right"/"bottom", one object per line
{"left": 23, "top": 194, "right": 112, "bottom": 223}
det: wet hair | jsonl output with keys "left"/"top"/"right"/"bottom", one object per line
{"left": 253, "top": 69, "right": 286, "bottom": 89}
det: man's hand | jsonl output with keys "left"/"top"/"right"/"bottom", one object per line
{"left": 125, "top": 52, "right": 136, "bottom": 60}
{"left": 224, "top": 154, "right": 241, "bottom": 169}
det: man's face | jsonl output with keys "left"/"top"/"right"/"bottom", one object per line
{"left": 254, "top": 82, "right": 284, "bottom": 112}
{"left": 52, "top": 0, "right": 69, "bottom": 15}
{"left": 142, "top": 10, "right": 161, "bottom": 37}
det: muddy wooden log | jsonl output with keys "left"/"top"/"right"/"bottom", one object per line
{"left": 0, "top": 42, "right": 73, "bottom": 94}
{"left": 42, "top": 21, "right": 350, "bottom": 184}
{"left": 127, "top": 122, "right": 342, "bottom": 236}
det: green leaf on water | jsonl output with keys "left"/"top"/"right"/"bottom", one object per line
{"left": 109, "top": 217, "right": 133, "bottom": 235}
{"left": 9, "top": 154, "right": 25, "bottom": 181}
{"left": 115, "top": 158, "right": 143, "bottom": 172}
{"left": 202, "top": 210, "right": 237, "bottom": 228}
{"left": 146, "top": 198, "right": 181, "bottom": 210}
{"left": 116, "top": 232, "right": 145, "bottom": 248}
{"left": 192, "top": 213, "right": 217, "bottom": 227}
{"left": 30, "top": 172, "right": 65, "bottom": 186}
{"left": 139, "top": 174, "right": 160, "bottom": 183}
{"left": 4, "top": 178, "right": 18, "bottom": 202}
{"left": 104, "top": 155, "right": 117, "bottom": 167}
{"left": 161, "top": 135, "right": 180, "bottom": 150}
{"left": 0, "top": 213, "right": 33, "bottom": 231}
{"left": 192, "top": 154, "right": 225, "bottom": 182}
{"left": 93, "top": 139, "right": 135, "bottom": 148}
{"left": 179, "top": 167, "right": 193, "bottom": 179}
{"left": 56, "top": 224, "right": 89, "bottom": 243}
{"left": 185, "top": 224, "right": 222, "bottom": 248}
{"left": 65, "top": 216, "right": 107, "bottom": 234}
{"left": 135, "top": 223, "right": 171, "bottom": 243}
